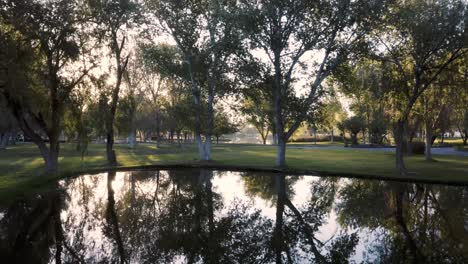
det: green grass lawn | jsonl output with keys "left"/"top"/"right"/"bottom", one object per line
{"left": 0, "top": 142, "right": 467, "bottom": 202}
{"left": 287, "top": 141, "right": 344, "bottom": 146}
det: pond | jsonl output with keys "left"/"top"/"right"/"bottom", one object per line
{"left": 0, "top": 169, "right": 467, "bottom": 263}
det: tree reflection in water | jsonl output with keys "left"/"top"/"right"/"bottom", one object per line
{"left": 337, "top": 180, "right": 468, "bottom": 263}
{"left": 0, "top": 169, "right": 467, "bottom": 263}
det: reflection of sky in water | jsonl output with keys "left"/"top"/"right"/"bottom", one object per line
{"left": 57, "top": 171, "right": 376, "bottom": 263}
{"left": 211, "top": 172, "right": 373, "bottom": 263}
{"left": 3, "top": 169, "right": 465, "bottom": 263}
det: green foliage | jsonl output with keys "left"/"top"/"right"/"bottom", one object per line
{"left": 87, "top": 0, "right": 141, "bottom": 34}
{"left": 237, "top": 0, "right": 387, "bottom": 147}
{"left": 213, "top": 110, "right": 239, "bottom": 141}
{"left": 316, "top": 94, "right": 348, "bottom": 133}
{"left": 369, "top": 111, "right": 390, "bottom": 145}
{"left": 240, "top": 77, "right": 275, "bottom": 143}
{"left": 340, "top": 116, "right": 365, "bottom": 145}
{"left": 116, "top": 93, "right": 137, "bottom": 136}
{"left": 140, "top": 43, "right": 184, "bottom": 80}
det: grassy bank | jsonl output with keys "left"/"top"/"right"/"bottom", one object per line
{"left": 0, "top": 142, "right": 467, "bottom": 202}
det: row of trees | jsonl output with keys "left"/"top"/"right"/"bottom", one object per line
{"left": 0, "top": 0, "right": 466, "bottom": 176}
{"left": 334, "top": 54, "right": 467, "bottom": 158}
{"left": 239, "top": 0, "right": 467, "bottom": 175}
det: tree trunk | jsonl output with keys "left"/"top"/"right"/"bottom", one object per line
{"left": 204, "top": 138, "right": 212, "bottom": 161}
{"left": 46, "top": 144, "right": 59, "bottom": 174}
{"left": 156, "top": 110, "right": 161, "bottom": 147}
{"left": 195, "top": 134, "right": 207, "bottom": 160}
{"left": 272, "top": 133, "right": 278, "bottom": 145}
{"left": 273, "top": 46, "right": 286, "bottom": 167}
{"left": 395, "top": 120, "right": 407, "bottom": 175}
{"left": 276, "top": 137, "right": 286, "bottom": 167}
{"left": 187, "top": 56, "right": 210, "bottom": 161}
{"left": 0, "top": 132, "right": 7, "bottom": 149}
{"left": 202, "top": 73, "right": 215, "bottom": 161}
{"left": 330, "top": 129, "right": 334, "bottom": 143}
{"left": 106, "top": 131, "right": 117, "bottom": 166}
{"left": 425, "top": 121, "right": 432, "bottom": 161}
{"left": 216, "top": 136, "right": 219, "bottom": 144}
{"left": 9, "top": 130, "right": 16, "bottom": 145}
{"left": 351, "top": 133, "right": 358, "bottom": 145}
{"left": 106, "top": 33, "right": 127, "bottom": 166}
{"left": 128, "top": 129, "right": 137, "bottom": 149}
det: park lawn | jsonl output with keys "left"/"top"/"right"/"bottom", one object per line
{"left": 0, "top": 142, "right": 467, "bottom": 202}
{"left": 287, "top": 141, "right": 344, "bottom": 146}
{"left": 434, "top": 138, "right": 465, "bottom": 146}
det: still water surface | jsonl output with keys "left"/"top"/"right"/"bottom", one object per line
{"left": 1, "top": 169, "right": 467, "bottom": 263}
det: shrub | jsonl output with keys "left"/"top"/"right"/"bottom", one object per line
{"left": 289, "top": 135, "right": 344, "bottom": 143}
{"left": 403, "top": 141, "right": 426, "bottom": 155}
{"left": 339, "top": 116, "right": 365, "bottom": 145}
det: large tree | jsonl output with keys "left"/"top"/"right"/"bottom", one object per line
{"left": 146, "top": 0, "right": 241, "bottom": 161}
{"left": 450, "top": 54, "right": 468, "bottom": 146}
{"left": 0, "top": 0, "right": 91, "bottom": 173}
{"left": 0, "top": 96, "right": 16, "bottom": 149}
{"left": 374, "top": 0, "right": 467, "bottom": 174}
{"left": 238, "top": 0, "right": 386, "bottom": 166}
{"left": 87, "top": 0, "right": 140, "bottom": 165}
{"left": 240, "top": 78, "right": 275, "bottom": 145}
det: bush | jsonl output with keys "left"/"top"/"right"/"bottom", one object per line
{"left": 403, "top": 141, "right": 426, "bottom": 155}
{"left": 339, "top": 116, "right": 365, "bottom": 145}
{"left": 289, "top": 135, "right": 344, "bottom": 143}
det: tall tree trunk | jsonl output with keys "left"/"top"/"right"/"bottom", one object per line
{"left": 128, "top": 129, "right": 137, "bottom": 149}
{"left": 0, "top": 132, "right": 8, "bottom": 149}
{"left": 12, "top": 104, "right": 59, "bottom": 175}
{"left": 425, "top": 121, "right": 432, "bottom": 161}
{"left": 46, "top": 144, "right": 59, "bottom": 174}
{"left": 276, "top": 137, "right": 286, "bottom": 167}
{"left": 106, "top": 128, "right": 117, "bottom": 166}
{"left": 314, "top": 129, "right": 317, "bottom": 145}
{"left": 351, "top": 133, "right": 358, "bottom": 145}
{"left": 395, "top": 120, "right": 407, "bottom": 175}
{"left": 272, "top": 132, "right": 278, "bottom": 145}
{"left": 187, "top": 56, "right": 209, "bottom": 161}
{"left": 202, "top": 76, "right": 215, "bottom": 161}
{"left": 45, "top": 80, "right": 62, "bottom": 174}
{"left": 156, "top": 109, "right": 161, "bottom": 147}
{"left": 273, "top": 48, "right": 286, "bottom": 167}
{"left": 330, "top": 129, "right": 334, "bottom": 143}
{"left": 106, "top": 34, "right": 128, "bottom": 166}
